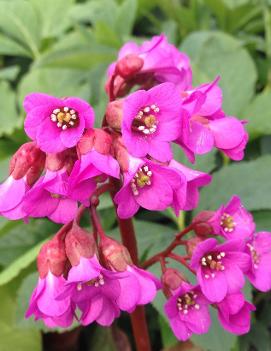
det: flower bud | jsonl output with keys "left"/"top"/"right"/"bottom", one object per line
{"left": 46, "top": 149, "right": 77, "bottom": 175}
{"left": 192, "top": 211, "right": 215, "bottom": 237}
{"left": 37, "top": 235, "right": 68, "bottom": 278}
{"left": 112, "top": 136, "right": 129, "bottom": 172}
{"left": 186, "top": 236, "right": 204, "bottom": 257}
{"left": 10, "top": 142, "right": 45, "bottom": 185}
{"left": 99, "top": 236, "right": 132, "bottom": 272}
{"left": 105, "top": 100, "right": 123, "bottom": 130}
{"left": 162, "top": 268, "right": 187, "bottom": 291}
{"left": 77, "top": 129, "right": 112, "bottom": 156}
{"left": 65, "top": 223, "right": 96, "bottom": 266}
{"left": 116, "top": 54, "right": 144, "bottom": 79}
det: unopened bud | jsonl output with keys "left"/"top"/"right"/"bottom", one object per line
{"left": 186, "top": 237, "right": 204, "bottom": 257}
{"left": 116, "top": 54, "right": 144, "bottom": 79}
{"left": 192, "top": 211, "right": 215, "bottom": 237}
{"left": 106, "top": 100, "right": 123, "bottom": 130}
{"left": 65, "top": 223, "right": 96, "bottom": 266}
{"left": 10, "top": 142, "right": 45, "bottom": 185}
{"left": 77, "top": 129, "right": 112, "bottom": 156}
{"left": 100, "top": 236, "right": 132, "bottom": 272}
{"left": 46, "top": 149, "right": 77, "bottom": 174}
{"left": 162, "top": 268, "right": 187, "bottom": 291}
{"left": 112, "top": 136, "right": 129, "bottom": 172}
{"left": 37, "top": 235, "right": 67, "bottom": 278}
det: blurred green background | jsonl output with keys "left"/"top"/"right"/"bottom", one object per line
{"left": 0, "top": 0, "right": 271, "bottom": 350}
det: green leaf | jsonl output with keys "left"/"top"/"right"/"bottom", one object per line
{"left": 0, "top": 0, "right": 41, "bottom": 58}
{"left": 180, "top": 31, "right": 257, "bottom": 116}
{"left": 0, "top": 81, "right": 20, "bottom": 136}
{"left": 0, "top": 34, "right": 31, "bottom": 57}
{"left": 0, "top": 285, "right": 41, "bottom": 351}
{"left": 253, "top": 211, "right": 271, "bottom": 232}
{"left": 198, "top": 155, "right": 271, "bottom": 212}
{"left": 241, "top": 90, "right": 271, "bottom": 139}
{"left": 18, "top": 68, "right": 91, "bottom": 109}
{"left": 29, "top": 0, "right": 75, "bottom": 38}
{"left": 0, "top": 66, "right": 20, "bottom": 81}
{"left": 0, "top": 219, "right": 57, "bottom": 267}
{"left": 115, "top": 0, "right": 137, "bottom": 37}
{"left": 0, "top": 238, "right": 47, "bottom": 286}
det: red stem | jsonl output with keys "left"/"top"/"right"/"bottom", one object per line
{"left": 110, "top": 178, "right": 151, "bottom": 351}
{"left": 168, "top": 252, "right": 196, "bottom": 274}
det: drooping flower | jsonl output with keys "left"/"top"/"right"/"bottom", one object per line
{"left": 106, "top": 34, "right": 192, "bottom": 95}
{"left": 208, "top": 195, "right": 255, "bottom": 240}
{"left": 164, "top": 283, "right": 211, "bottom": 341}
{"left": 176, "top": 79, "right": 248, "bottom": 162}
{"left": 122, "top": 83, "right": 182, "bottom": 161}
{"left": 245, "top": 232, "right": 271, "bottom": 292}
{"left": 22, "top": 169, "right": 78, "bottom": 224}
{"left": 217, "top": 293, "right": 255, "bottom": 335}
{"left": 24, "top": 93, "right": 95, "bottom": 153}
{"left": 190, "top": 238, "right": 250, "bottom": 302}
{"left": 0, "top": 142, "right": 45, "bottom": 220}
{"left": 26, "top": 235, "right": 74, "bottom": 328}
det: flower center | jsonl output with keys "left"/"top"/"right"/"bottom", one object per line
{"left": 247, "top": 243, "right": 260, "bottom": 269}
{"left": 177, "top": 291, "right": 200, "bottom": 314}
{"left": 201, "top": 252, "right": 225, "bottom": 279}
{"left": 132, "top": 104, "right": 159, "bottom": 135}
{"left": 50, "top": 193, "right": 61, "bottom": 199}
{"left": 220, "top": 213, "right": 236, "bottom": 233}
{"left": 51, "top": 107, "right": 79, "bottom": 131}
{"left": 131, "top": 165, "right": 152, "bottom": 196}
{"left": 76, "top": 274, "right": 105, "bottom": 291}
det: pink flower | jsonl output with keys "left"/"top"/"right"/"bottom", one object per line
{"left": 24, "top": 93, "right": 95, "bottom": 153}
{"left": 164, "top": 283, "right": 211, "bottom": 341}
{"left": 176, "top": 80, "right": 248, "bottom": 162}
{"left": 246, "top": 232, "right": 271, "bottom": 292}
{"left": 190, "top": 238, "right": 250, "bottom": 302}
{"left": 26, "top": 272, "right": 74, "bottom": 328}
{"left": 169, "top": 160, "right": 212, "bottom": 213}
{"left": 107, "top": 34, "right": 192, "bottom": 91}
{"left": 122, "top": 83, "right": 182, "bottom": 161}
{"left": 22, "top": 170, "right": 78, "bottom": 224}
{"left": 209, "top": 195, "right": 255, "bottom": 240}
{"left": 217, "top": 293, "right": 255, "bottom": 335}
{"left": 114, "top": 157, "right": 186, "bottom": 218}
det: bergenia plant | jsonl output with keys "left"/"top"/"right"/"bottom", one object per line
{"left": 1, "top": 34, "right": 270, "bottom": 350}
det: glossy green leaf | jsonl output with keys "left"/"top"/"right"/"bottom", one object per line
{"left": 0, "top": 81, "right": 20, "bottom": 136}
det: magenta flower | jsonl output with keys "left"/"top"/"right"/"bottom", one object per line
{"left": 190, "top": 238, "right": 250, "bottom": 302}
{"left": 122, "top": 83, "right": 182, "bottom": 161}
{"left": 169, "top": 160, "right": 212, "bottom": 213}
{"left": 246, "top": 232, "right": 271, "bottom": 292}
{"left": 114, "top": 157, "right": 186, "bottom": 218}
{"left": 60, "top": 256, "right": 160, "bottom": 326}
{"left": 107, "top": 34, "right": 192, "bottom": 91}
{"left": 164, "top": 283, "right": 211, "bottom": 341}
{"left": 22, "top": 170, "right": 78, "bottom": 224}
{"left": 209, "top": 195, "right": 255, "bottom": 240}
{"left": 26, "top": 272, "right": 74, "bottom": 328}
{"left": 217, "top": 293, "right": 255, "bottom": 335}
{"left": 24, "top": 93, "right": 95, "bottom": 153}
{"left": 176, "top": 80, "right": 248, "bottom": 162}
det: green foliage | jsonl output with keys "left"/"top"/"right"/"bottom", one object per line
{"left": 0, "top": 0, "right": 270, "bottom": 350}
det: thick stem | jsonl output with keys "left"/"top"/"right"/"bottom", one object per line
{"left": 110, "top": 178, "right": 151, "bottom": 351}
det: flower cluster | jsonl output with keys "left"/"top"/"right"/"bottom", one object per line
{"left": 0, "top": 33, "right": 269, "bottom": 344}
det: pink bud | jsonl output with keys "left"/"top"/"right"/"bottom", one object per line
{"left": 162, "top": 268, "right": 187, "bottom": 291}
{"left": 105, "top": 100, "right": 123, "bottom": 129}
{"left": 65, "top": 223, "right": 96, "bottom": 266}
{"left": 112, "top": 136, "right": 129, "bottom": 172}
{"left": 93, "top": 129, "right": 113, "bottom": 155}
{"left": 10, "top": 142, "right": 45, "bottom": 185}
{"left": 99, "top": 236, "right": 132, "bottom": 272}
{"left": 186, "top": 236, "right": 204, "bottom": 257}
{"left": 37, "top": 235, "right": 68, "bottom": 278}
{"left": 77, "top": 129, "right": 95, "bottom": 155}
{"left": 192, "top": 211, "right": 215, "bottom": 237}
{"left": 116, "top": 54, "right": 144, "bottom": 79}
{"left": 46, "top": 149, "right": 77, "bottom": 175}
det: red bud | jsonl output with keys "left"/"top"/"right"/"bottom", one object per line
{"left": 46, "top": 149, "right": 77, "bottom": 175}
{"left": 106, "top": 100, "right": 123, "bottom": 130}
{"left": 192, "top": 211, "right": 215, "bottom": 237}
{"left": 37, "top": 236, "right": 67, "bottom": 278}
{"left": 186, "top": 237, "right": 204, "bottom": 257}
{"left": 112, "top": 136, "right": 129, "bottom": 172}
{"left": 65, "top": 223, "right": 96, "bottom": 266}
{"left": 116, "top": 54, "right": 144, "bottom": 79}
{"left": 99, "top": 236, "right": 132, "bottom": 272}
{"left": 162, "top": 268, "right": 187, "bottom": 291}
